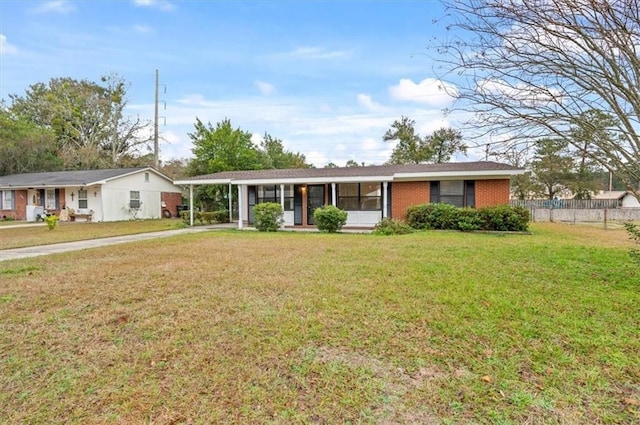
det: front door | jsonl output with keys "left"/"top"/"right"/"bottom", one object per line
{"left": 306, "top": 185, "right": 325, "bottom": 225}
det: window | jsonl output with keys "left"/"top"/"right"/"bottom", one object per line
{"left": 45, "top": 189, "right": 56, "bottom": 210}
{"left": 130, "top": 191, "right": 141, "bottom": 209}
{"left": 337, "top": 183, "right": 382, "bottom": 211}
{"left": 256, "top": 185, "right": 294, "bottom": 210}
{"left": 430, "top": 181, "right": 475, "bottom": 207}
{"left": 1, "top": 190, "right": 15, "bottom": 210}
{"left": 145, "top": 172, "right": 150, "bottom": 182}
{"left": 78, "top": 189, "right": 88, "bottom": 209}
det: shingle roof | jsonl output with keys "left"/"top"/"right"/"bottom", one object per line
{"left": 0, "top": 167, "right": 152, "bottom": 188}
{"left": 177, "top": 161, "right": 523, "bottom": 183}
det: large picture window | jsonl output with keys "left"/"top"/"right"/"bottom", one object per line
{"left": 337, "top": 183, "right": 382, "bottom": 211}
{"left": 430, "top": 180, "right": 475, "bottom": 207}
{"left": 256, "top": 185, "right": 294, "bottom": 210}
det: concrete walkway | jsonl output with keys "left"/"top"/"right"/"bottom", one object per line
{"left": 0, "top": 225, "right": 226, "bottom": 262}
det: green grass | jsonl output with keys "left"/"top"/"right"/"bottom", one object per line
{"left": 0, "top": 224, "right": 638, "bottom": 424}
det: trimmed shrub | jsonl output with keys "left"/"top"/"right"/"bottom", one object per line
{"left": 45, "top": 214, "right": 58, "bottom": 230}
{"left": 253, "top": 202, "right": 284, "bottom": 231}
{"left": 405, "top": 203, "right": 436, "bottom": 229}
{"left": 180, "top": 210, "right": 202, "bottom": 224}
{"left": 313, "top": 205, "right": 348, "bottom": 233}
{"left": 406, "top": 203, "right": 529, "bottom": 232}
{"left": 456, "top": 207, "right": 481, "bottom": 231}
{"left": 373, "top": 218, "right": 414, "bottom": 235}
{"left": 406, "top": 203, "right": 460, "bottom": 230}
{"left": 478, "top": 205, "right": 529, "bottom": 232}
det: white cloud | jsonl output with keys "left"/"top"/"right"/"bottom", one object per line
{"left": 357, "top": 94, "right": 386, "bottom": 112}
{"left": 32, "top": 0, "right": 75, "bottom": 14}
{"left": 275, "top": 46, "right": 351, "bottom": 60}
{"left": 254, "top": 80, "right": 275, "bottom": 96}
{"left": 0, "top": 34, "right": 17, "bottom": 55}
{"left": 133, "top": 0, "right": 175, "bottom": 12}
{"left": 476, "top": 78, "right": 561, "bottom": 107}
{"left": 389, "top": 78, "right": 457, "bottom": 106}
{"left": 132, "top": 24, "right": 153, "bottom": 34}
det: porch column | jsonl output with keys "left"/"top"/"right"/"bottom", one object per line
{"left": 228, "top": 183, "right": 233, "bottom": 222}
{"left": 237, "top": 184, "right": 244, "bottom": 229}
{"left": 280, "top": 184, "right": 285, "bottom": 229}
{"left": 331, "top": 183, "right": 336, "bottom": 206}
{"left": 382, "top": 181, "right": 388, "bottom": 218}
{"left": 189, "top": 185, "right": 194, "bottom": 226}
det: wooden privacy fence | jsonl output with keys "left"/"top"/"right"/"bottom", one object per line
{"left": 510, "top": 199, "right": 620, "bottom": 210}
{"left": 509, "top": 199, "right": 640, "bottom": 225}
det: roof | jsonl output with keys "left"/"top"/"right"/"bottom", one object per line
{"left": 174, "top": 161, "right": 524, "bottom": 185}
{"left": 0, "top": 167, "right": 169, "bottom": 189}
{"left": 592, "top": 191, "right": 633, "bottom": 200}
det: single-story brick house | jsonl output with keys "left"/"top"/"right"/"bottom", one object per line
{"left": 174, "top": 161, "right": 525, "bottom": 229}
{"left": 0, "top": 167, "right": 183, "bottom": 222}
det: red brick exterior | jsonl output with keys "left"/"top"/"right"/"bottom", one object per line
{"left": 475, "top": 179, "right": 510, "bottom": 208}
{"left": 162, "top": 192, "right": 183, "bottom": 218}
{"left": 1, "top": 189, "right": 27, "bottom": 220}
{"left": 391, "top": 181, "right": 430, "bottom": 219}
{"left": 391, "top": 179, "right": 511, "bottom": 220}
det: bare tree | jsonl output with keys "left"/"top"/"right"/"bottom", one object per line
{"left": 434, "top": 0, "right": 640, "bottom": 190}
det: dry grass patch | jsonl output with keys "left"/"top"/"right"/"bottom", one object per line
{"left": 0, "top": 225, "right": 638, "bottom": 424}
{"left": 0, "top": 219, "right": 183, "bottom": 249}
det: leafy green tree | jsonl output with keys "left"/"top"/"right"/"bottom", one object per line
{"left": 7, "top": 74, "right": 150, "bottom": 170}
{"left": 188, "top": 118, "right": 266, "bottom": 210}
{"left": 424, "top": 127, "right": 467, "bottom": 163}
{"left": 384, "top": 116, "right": 425, "bottom": 164}
{"left": 189, "top": 118, "right": 264, "bottom": 175}
{"left": 345, "top": 160, "right": 361, "bottom": 167}
{"left": 530, "top": 139, "right": 574, "bottom": 199}
{"left": 258, "top": 133, "right": 310, "bottom": 169}
{"left": 0, "top": 107, "right": 61, "bottom": 175}
{"left": 384, "top": 117, "right": 466, "bottom": 164}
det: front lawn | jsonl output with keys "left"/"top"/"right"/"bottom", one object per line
{"left": 0, "top": 224, "right": 638, "bottom": 423}
{"left": 0, "top": 219, "right": 183, "bottom": 250}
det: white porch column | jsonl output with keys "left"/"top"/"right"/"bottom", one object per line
{"left": 280, "top": 184, "right": 285, "bottom": 229}
{"left": 331, "top": 183, "right": 336, "bottom": 206}
{"left": 237, "top": 184, "right": 244, "bottom": 229}
{"left": 228, "top": 183, "right": 233, "bottom": 222}
{"left": 382, "top": 181, "right": 388, "bottom": 218}
{"left": 189, "top": 185, "right": 194, "bottom": 226}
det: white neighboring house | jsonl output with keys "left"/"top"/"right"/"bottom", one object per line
{"left": 592, "top": 191, "right": 640, "bottom": 208}
{"left": 0, "top": 167, "right": 184, "bottom": 222}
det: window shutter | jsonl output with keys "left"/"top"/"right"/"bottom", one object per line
{"left": 55, "top": 189, "right": 60, "bottom": 209}
{"left": 430, "top": 181, "right": 439, "bottom": 203}
{"left": 465, "top": 181, "right": 476, "bottom": 207}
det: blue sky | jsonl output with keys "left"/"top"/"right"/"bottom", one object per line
{"left": 0, "top": 0, "right": 474, "bottom": 167}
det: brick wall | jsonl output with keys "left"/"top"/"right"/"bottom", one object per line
{"left": 475, "top": 179, "right": 510, "bottom": 207}
{"left": 391, "top": 179, "right": 511, "bottom": 220}
{"left": 1, "top": 190, "right": 28, "bottom": 220}
{"left": 162, "top": 192, "right": 183, "bottom": 218}
{"left": 391, "top": 181, "right": 430, "bottom": 219}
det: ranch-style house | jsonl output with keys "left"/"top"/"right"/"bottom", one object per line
{"left": 175, "top": 161, "right": 525, "bottom": 229}
{"left": 0, "top": 167, "right": 183, "bottom": 222}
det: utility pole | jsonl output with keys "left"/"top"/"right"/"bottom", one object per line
{"left": 154, "top": 69, "right": 159, "bottom": 168}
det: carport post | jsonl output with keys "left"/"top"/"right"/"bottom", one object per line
{"left": 382, "top": 181, "right": 388, "bottom": 218}
{"left": 228, "top": 183, "right": 232, "bottom": 221}
{"left": 237, "top": 185, "right": 244, "bottom": 229}
{"left": 189, "top": 185, "right": 194, "bottom": 226}
{"left": 331, "top": 183, "right": 336, "bottom": 206}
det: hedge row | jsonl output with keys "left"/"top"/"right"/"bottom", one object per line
{"left": 405, "top": 203, "right": 530, "bottom": 232}
{"left": 180, "top": 210, "right": 229, "bottom": 225}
